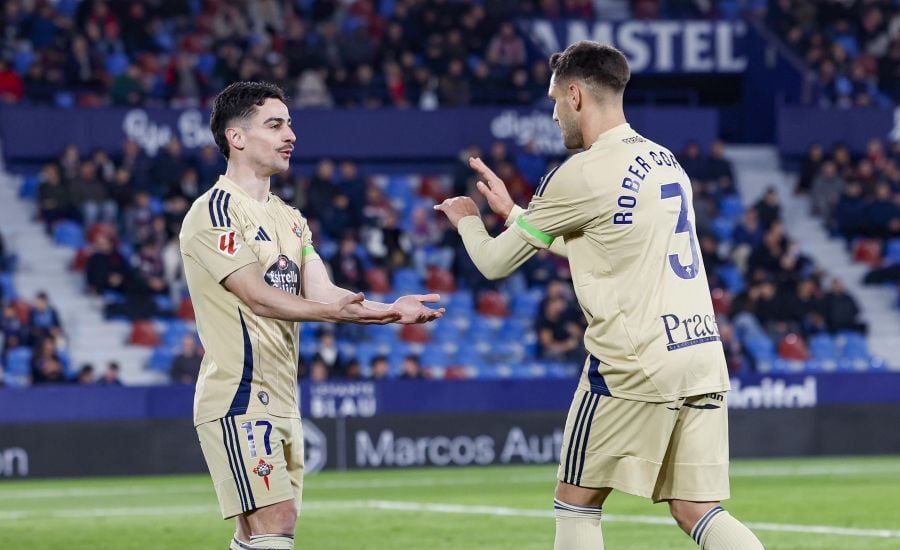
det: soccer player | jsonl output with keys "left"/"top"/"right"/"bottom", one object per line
{"left": 180, "top": 81, "right": 444, "bottom": 550}
{"left": 435, "top": 42, "right": 764, "bottom": 550}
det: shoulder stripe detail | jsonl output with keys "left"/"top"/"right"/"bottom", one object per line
{"left": 214, "top": 190, "right": 227, "bottom": 228}
{"left": 536, "top": 164, "right": 562, "bottom": 197}
{"left": 208, "top": 189, "right": 220, "bottom": 227}
{"left": 515, "top": 215, "right": 554, "bottom": 246}
{"left": 222, "top": 192, "right": 232, "bottom": 227}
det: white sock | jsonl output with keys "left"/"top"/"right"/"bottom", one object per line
{"left": 553, "top": 498, "right": 604, "bottom": 550}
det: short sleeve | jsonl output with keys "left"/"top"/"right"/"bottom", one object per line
{"left": 512, "top": 160, "right": 596, "bottom": 249}
{"left": 181, "top": 193, "right": 258, "bottom": 282}
{"left": 293, "top": 211, "right": 320, "bottom": 265}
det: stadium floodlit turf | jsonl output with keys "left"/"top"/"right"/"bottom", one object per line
{"left": 1, "top": 456, "right": 899, "bottom": 549}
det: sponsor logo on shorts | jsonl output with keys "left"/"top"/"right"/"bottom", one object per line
{"left": 660, "top": 312, "right": 721, "bottom": 351}
{"left": 253, "top": 459, "right": 274, "bottom": 490}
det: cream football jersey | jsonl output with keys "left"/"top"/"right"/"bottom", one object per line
{"left": 513, "top": 123, "right": 730, "bottom": 401}
{"left": 180, "top": 176, "right": 319, "bottom": 425}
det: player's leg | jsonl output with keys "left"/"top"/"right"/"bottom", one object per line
{"left": 553, "top": 482, "right": 610, "bottom": 550}
{"left": 229, "top": 516, "right": 253, "bottom": 549}
{"left": 553, "top": 387, "right": 678, "bottom": 550}
{"left": 241, "top": 417, "right": 305, "bottom": 549}
{"left": 653, "top": 393, "right": 764, "bottom": 549}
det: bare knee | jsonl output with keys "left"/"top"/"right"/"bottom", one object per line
{"left": 668, "top": 500, "right": 720, "bottom": 535}
{"left": 245, "top": 499, "right": 298, "bottom": 536}
{"left": 555, "top": 481, "right": 611, "bottom": 508}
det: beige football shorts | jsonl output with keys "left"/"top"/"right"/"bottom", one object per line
{"left": 197, "top": 414, "right": 304, "bottom": 519}
{"left": 557, "top": 388, "right": 730, "bottom": 503}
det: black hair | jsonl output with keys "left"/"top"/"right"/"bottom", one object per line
{"left": 549, "top": 41, "right": 630, "bottom": 94}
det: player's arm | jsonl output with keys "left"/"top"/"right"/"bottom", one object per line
{"left": 470, "top": 157, "right": 568, "bottom": 258}
{"left": 221, "top": 262, "right": 400, "bottom": 323}
{"left": 435, "top": 197, "right": 540, "bottom": 280}
{"left": 300, "top": 255, "right": 444, "bottom": 324}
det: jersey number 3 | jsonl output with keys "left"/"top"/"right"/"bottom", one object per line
{"left": 660, "top": 182, "right": 700, "bottom": 280}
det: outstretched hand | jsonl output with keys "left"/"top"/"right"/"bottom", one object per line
{"left": 433, "top": 196, "right": 479, "bottom": 228}
{"left": 390, "top": 293, "right": 446, "bottom": 324}
{"left": 334, "top": 292, "right": 402, "bottom": 324}
{"left": 469, "top": 156, "right": 514, "bottom": 219}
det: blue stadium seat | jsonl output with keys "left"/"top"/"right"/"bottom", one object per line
{"left": 717, "top": 265, "right": 746, "bottom": 294}
{"left": 809, "top": 334, "right": 838, "bottom": 361}
{"left": 392, "top": 268, "right": 422, "bottom": 293}
{"left": 719, "top": 195, "right": 744, "bottom": 221}
{"left": 839, "top": 332, "right": 870, "bottom": 360}
{"left": 53, "top": 221, "right": 84, "bottom": 249}
{"left": 712, "top": 217, "right": 735, "bottom": 243}
{"left": 5, "top": 348, "right": 33, "bottom": 376}
{"left": 0, "top": 273, "right": 17, "bottom": 300}
{"left": 146, "top": 348, "right": 175, "bottom": 373}
{"left": 884, "top": 239, "right": 900, "bottom": 264}
{"left": 18, "top": 174, "right": 41, "bottom": 199}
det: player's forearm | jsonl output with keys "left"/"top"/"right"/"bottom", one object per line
{"left": 307, "top": 284, "right": 392, "bottom": 311}
{"left": 457, "top": 215, "right": 537, "bottom": 280}
{"left": 505, "top": 205, "right": 567, "bottom": 258}
{"left": 248, "top": 284, "right": 342, "bottom": 322}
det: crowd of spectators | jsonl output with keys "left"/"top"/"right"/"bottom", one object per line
{"left": 796, "top": 137, "right": 900, "bottom": 286}
{"left": 763, "top": 0, "right": 900, "bottom": 107}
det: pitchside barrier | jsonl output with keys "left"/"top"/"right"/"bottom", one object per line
{"left": 1, "top": 373, "right": 899, "bottom": 478}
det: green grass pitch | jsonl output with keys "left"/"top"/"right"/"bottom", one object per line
{"left": 1, "top": 456, "right": 899, "bottom": 549}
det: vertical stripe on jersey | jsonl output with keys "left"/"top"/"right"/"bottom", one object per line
{"left": 220, "top": 418, "right": 248, "bottom": 512}
{"left": 230, "top": 417, "right": 256, "bottom": 510}
{"left": 214, "top": 189, "right": 226, "bottom": 227}
{"left": 563, "top": 392, "right": 590, "bottom": 483}
{"left": 222, "top": 192, "right": 232, "bottom": 227}
{"left": 575, "top": 394, "right": 601, "bottom": 485}
{"left": 208, "top": 189, "right": 220, "bottom": 227}
{"left": 227, "top": 309, "right": 254, "bottom": 416}
{"left": 535, "top": 164, "right": 562, "bottom": 197}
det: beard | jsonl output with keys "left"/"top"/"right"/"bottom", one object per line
{"left": 560, "top": 118, "right": 583, "bottom": 150}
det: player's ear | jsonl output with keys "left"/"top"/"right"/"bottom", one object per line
{"left": 225, "top": 127, "right": 245, "bottom": 152}
{"left": 569, "top": 82, "right": 582, "bottom": 112}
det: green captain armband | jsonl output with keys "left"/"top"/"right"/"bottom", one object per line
{"left": 515, "top": 215, "right": 554, "bottom": 246}
{"left": 302, "top": 245, "right": 317, "bottom": 257}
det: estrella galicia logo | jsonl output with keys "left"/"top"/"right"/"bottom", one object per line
{"left": 264, "top": 254, "right": 300, "bottom": 295}
{"left": 660, "top": 312, "right": 721, "bottom": 351}
{"left": 257, "top": 391, "right": 269, "bottom": 405}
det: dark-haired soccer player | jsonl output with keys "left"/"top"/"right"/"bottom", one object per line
{"left": 181, "top": 81, "right": 443, "bottom": 550}
{"left": 436, "top": 42, "right": 764, "bottom": 550}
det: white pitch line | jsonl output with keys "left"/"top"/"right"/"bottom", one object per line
{"left": 2, "top": 462, "right": 899, "bottom": 499}
{"left": 1, "top": 499, "right": 897, "bottom": 540}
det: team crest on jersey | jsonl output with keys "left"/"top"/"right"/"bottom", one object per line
{"left": 216, "top": 231, "right": 240, "bottom": 257}
{"left": 258, "top": 390, "right": 269, "bottom": 405}
{"left": 253, "top": 459, "right": 275, "bottom": 490}
{"left": 291, "top": 223, "right": 303, "bottom": 238}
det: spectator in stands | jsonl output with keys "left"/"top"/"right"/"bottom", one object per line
{"left": 833, "top": 181, "right": 866, "bottom": 241}
{"left": 753, "top": 187, "right": 782, "bottom": 230}
{"left": 0, "top": 231, "right": 8, "bottom": 272}
{"left": 811, "top": 160, "right": 846, "bottom": 219}
{"left": 330, "top": 234, "right": 365, "bottom": 291}
{"left": 76, "top": 364, "right": 95, "bottom": 384}
{"left": 0, "top": 59, "right": 24, "bottom": 103}
{"left": 707, "top": 140, "right": 737, "bottom": 196}
{"left": 680, "top": 141, "right": 708, "bottom": 183}
{"left": 36, "top": 163, "right": 75, "bottom": 232}
{"left": 30, "top": 337, "right": 65, "bottom": 384}
{"left": 70, "top": 160, "right": 116, "bottom": 227}
{"left": 124, "top": 191, "right": 155, "bottom": 246}
{"left": 486, "top": 22, "right": 526, "bottom": 68}
{"left": 796, "top": 144, "right": 825, "bottom": 194}
{"left": 97, "top": 362, "right": 123, "bottom": 385}
{"left": 309, "top": 356, "right": 330, "bottom": 383}
{"left": 149, "top": 138, "right": 189, "bottom": 197}
{"left": 371, "top": 355, "right": 390, "bottom": 380}
{"left": 399, "top": 355, "right": 424, "bottom": 379}
{"left": 1, "top": 303, "right": 25, "bottom": 354}
{"left": 85, "top": 234, "right": 130, "bottom": 295}
{"left": 313, "top": 329, "right": 345, "bottom": 376}
{"left": 171, "top": 334, "right": 202, "bottom": 384}
{"left": 28, "top": 292, "right": 61, "bottom": 339}
{"left": 863, "top": 182, "right": 899, "bottom": 239}
{"left": 822, "top": 278, "right": 866, "bottom": 334}
{"left": 536, "top": 296, "right": 582, "bottom": 361}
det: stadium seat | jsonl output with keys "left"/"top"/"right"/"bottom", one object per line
{"left": 777, "top": 333, "right": 809, "bottom": 361}
{"left": 364, "top": 267, "right": 392, "bottom": 294}
{"left": 11, "top": 299, "right": 31, "bottom": 324}
{"left": 53, "top": 221, "right": 85, "bottom": 249}
{"left": 809, "top": 334, "right": 838, "bottom": 361}
{"left": 717, "top": 265, "right": 746, "bottom": 294}
{"left": 710, "top": 288, "right": 732, "bottom": 315}
{"left": 719, "top": 195, "right": 744, "bottom": 220}
{"left": 399, "top": 323, "right": 430, "bottom": 344}
{"left": 476, "top": 290, "right": 508, "bottom": 317}
{"left": 129, "top": 320, "right": 160, "bottom": 347}
{"left": 0, "top": 273, "right": 17, "bottom": 300}
{"left": 146, "top": 348, "right": 175, "bottom": 373}
{"left": 392, "top": 268, "right": 422, "bottom": 293}
{"left": 852, "top": 239, "right": 882, "bottom": 267}
{"left": 5, "top": 347, "right": 33, "bottom": 376}
{"left": 884, "top": 239, "right": 900, "bottom": 265}
{"left": 177, "top": 297, "right": 195, "bottom": 321}
{"left": 839, "top": 332, "right": 870, "bottom": 360}
{"left": 425, "top": 266, "right": 455, "bottom": 293}
{"left": 712, "top": 217, "right": 735, "bottom": 242}
{"left": 18, "top": 174, "right": 40, "bottom": 199}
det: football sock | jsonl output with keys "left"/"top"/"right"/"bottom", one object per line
{"left": 248, "top": 534, "right": 294, "bottom": 549}
{"left": 230, "top": 535, "right": 253, "bottom": 550}
{"left": 691, "top": 506, "right": 765, "bottom": 549}
{"left": 553, "top": 498, "right": 604, "bottom": 550}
